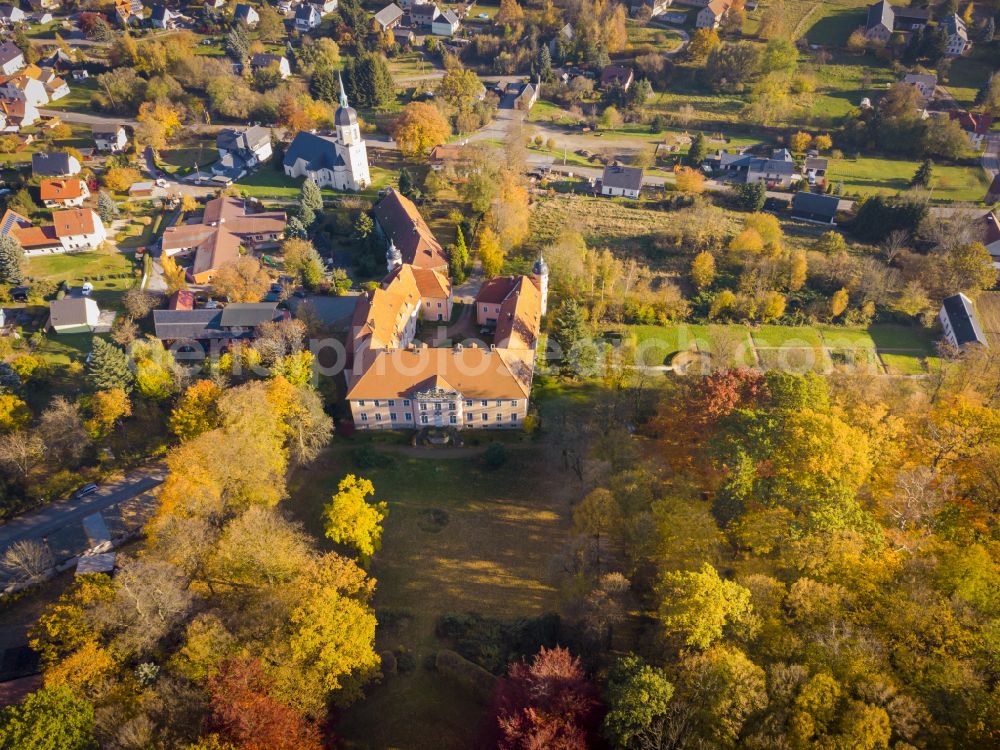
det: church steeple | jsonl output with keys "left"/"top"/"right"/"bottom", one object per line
{"left": 338, "top": 71, "right": 349, "bottom": 109}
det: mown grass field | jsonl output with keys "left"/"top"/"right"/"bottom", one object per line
{"left": 827, "top": 155, "right": 990, "bottom": 203}
{"left": 288, "top": 437, "right": 573, "bottom": 750}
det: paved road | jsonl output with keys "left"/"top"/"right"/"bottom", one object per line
{"left": 0, "top": 465, "right": 166, "bottom": 553}
{"left": 982, "top": 132, "right": 1000, "bottom": 180}
{"left": 39, "top": 108, "right": 137, "bottom": 128}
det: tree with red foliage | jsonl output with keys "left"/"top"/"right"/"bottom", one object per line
{"left": 488, "top": 646, "right": 602, "bottom": 750}
{"left": 696, "top": 368, "right": 768, "bottom": 424}
{"left": 207, "top": 657, "right": 324, "bottom": 750}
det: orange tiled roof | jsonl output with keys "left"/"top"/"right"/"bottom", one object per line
{"left": 39, "top": 178, "right": 84, "bottom": 201}
{"left": 372, "top": 188, "right": 448, "bottom": 270}
{"left": 51, "top": 208, "right": 97, "bottom": 237}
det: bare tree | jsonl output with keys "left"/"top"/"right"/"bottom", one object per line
{"left": 0, "top": 430, "right": 45, "bottom": 481}
{"left": 1, "top": 539, "right": 54, "bottom": 582}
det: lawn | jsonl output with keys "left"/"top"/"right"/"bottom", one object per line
{"left": 287, "top": 439, "right": 573, "bottom": 749}
{"left": 235, "top": 165, "right": 395, "bottom": 201}
{"left": 158, "top": 140, "right": 218, "bottom": 176}
{"left": 42, "top": 78, "right": 100, "bottom": 115}
{"left": 943, "top": 46, "right": 996, "bottom": 108}
{"left": 25, "top": 250, "right": 138, "bottom": 310}
{"left": 827, "top": 155, "right": 991, "bottom": 203}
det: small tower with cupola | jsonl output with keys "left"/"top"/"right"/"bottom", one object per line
{"left": 531, "top": 253, "right": 549, "bottom": 316}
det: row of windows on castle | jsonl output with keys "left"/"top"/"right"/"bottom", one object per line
{"left": 356, "top": 399, "right": 521, "bottom": 408}
{"left": 359, "top": 412, "right": 521, "bottom": 424}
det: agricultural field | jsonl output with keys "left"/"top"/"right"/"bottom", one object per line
{"left": 287, "top": 437, "right": 572, "bottom": 750}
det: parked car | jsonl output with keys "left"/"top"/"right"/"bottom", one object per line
{"left": 74, "top": 483, "right": 98, "bottom": 499}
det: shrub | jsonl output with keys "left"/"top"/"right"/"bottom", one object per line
{"left": 483, "top": 442, "right": 506, "bottom": 469}
{"left": 353, "top": 445, "right": 393, "bottom": 469}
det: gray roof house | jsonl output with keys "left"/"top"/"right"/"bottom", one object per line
{"left": 0, "top": 41, "right": 25, "bottom": 76}
{"left": 153, "top": 303, "right": 283, "bottom": 343}
{"left": 791, "top": 192, "right": 840, "bottom": 225}
{"left": 294, "top": 3, "right": 321, "bottom": 29}
{"left": 214, "top": 125, "right": 273, "bottom": 182}
{"left": 865, "top": 0, "right": 894, "bottom": 41}
{"left": 601, "top": 165, "right": 644, "bottom": 198}
{"left": 374, "top": 2, "right": 404, "bottom": 29}
{"left": 32, "top": 151, "right": 81, "bottom": 177}
{"left": 939, "top": 293, "right": 987, "bottom": 348}
{"left": 234, "top": 3, "right": 259, "bottom": 25}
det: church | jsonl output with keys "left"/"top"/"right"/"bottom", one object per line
{"left": 282, "top": 77, "right": 371, "bottom": 192}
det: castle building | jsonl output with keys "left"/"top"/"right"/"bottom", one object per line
{"left": 282, "top": 75, "right": 371, "bottom": 192}
{"left": 346, "top": 200, "right": 549, "bottom": 430}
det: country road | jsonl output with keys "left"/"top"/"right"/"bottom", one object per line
{"left": 0, "top": 464, "right": 165, "bottom": 554}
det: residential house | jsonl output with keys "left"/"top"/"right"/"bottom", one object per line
{"left": 49, "top": 297, "right": 100, "bottom": 334}
{"left": 40, "top": 178, "right": 89, "bottom": 208}
{"left": 629, "top": 0, "right": 670, "bottom": 17}
{"left": 161, "top": 196, "right": 286, "bottom": 283}
{"left": 234, "top": 3, "right": 259, "bottom": 25}
{"left": 93, "top": 124, "right": 127, "bottom": 152}
{"left": 250, "top": 53, "right": 291, "bottom": 79}
{"left": 791, "top": 191, "right": 839, "bottom": 225}
{"left": 214, "top": 125, "right": 272, "bottom": 182}
{"left": 114, "top": 0, "right": 143, "bottom": 25}
{"left": 37, "top": 68, "right": 69, "bottom": 101}
{"left": 431, "top": 8, "right": 459, "bottom": 34}
{"left": 314, "top": 0, "right": 337, "bottom": 13}
{"left": 283, "top": 88, "right": 370, "bottom": 191}
{"left": 153, "top": 303, "right": 284, "bottom": 345}
{"left": 949, "top": 109, "right": 992, "bottom": 147}
{"left": 944, "top": 13, "right": 969, "bottom": 55}
{"left": 409, "top": 2, "right": 439, "bottom": 26}
{"left": 12, "top": 208, "right": 108, "bottom": 255}
{"left": 601, "top": 165, "right": 643, "bottom": 198}
{"left": 902, "top": 72, "right": 936, "bottom": 100}
{"left": 0, "top": 98, "right": 38, "bottom": 130}
{"left": 939, "top": 292, "right": 987, "bottom": 348}
{"left": 294, "top": 3, "right": 321, "bottom": 29}
{"left": 696, "top": 0, "right": 731, "bottom": 28}
{"left": 393, "top": 26, "right": 415, "bottom": 44}
{"left": 28, "top": 0, "right": 60, "bottom": 11}
{"left": 32, "top": 151, "right": 81, "bottom": 177}
{"left": 374, "top": 2, "right": 404, "bottom": 30}
{"left": 0, "top": 5, "right": 27, "bottom": 24}
{"left": 893, "top": 5, "right": 929, "bottom": 29}
{"left": 372, "top": 187, "right": 448, "bottom": 271}
{"left": 428, "top": 143, "right": 465, "bottom": 170}
{"left": 149, "top": 4, "right": 179, "bottom": 27}
{"left": 600, "top": 64, "right": 634, "bottom": 92}
{"left": 548, "top": 22, "right": 573, "bottom": 55}
{"left": 0, "top": 42, "right": 24, "bottom": 76}
{"left": 802, "top": 156, "right": 828, "bottom": 188}
{"left": 0, "top": 73, "right": 48, "bottom": 107}
{"left": 720, "top": 148, "right": 797, "bottom": 188}
{"left": 508, "top": 80, "right": 539, "bottom": 111}
{"left": 981, "top": 211, "right": 1000, "bottom": 268}
{"left": 864, "top": 0, "right": 894, "bottom": 42}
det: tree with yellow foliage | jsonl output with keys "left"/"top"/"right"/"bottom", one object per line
{"left": 323, "top": 474, "right": 388, "bottom": 561}
{"left": 729, "top": 228, "right": 764, "bottom": 254}
{"left": 830, "top": 288, "right": 849, "bottom": 318}
{"left": 212, "top": 256, "right": 270, "bottom": 303}
{"left": 478, "top": 226, "right": 504, "bottom": 278}
{"left": 103, "top": 166, "right": 141, "bottom": 193}
{"left": 0, "top": 393, "right": 30, "bottom": 433}
{"left": 690, "top": 251, "right": 716, "bottom": 291}
{"left": 136, "top": 101, "right": 182, "bottom": 152}
{"left": 170, "top": 380, "right": 223, "bottom": 441}
{"left": 160, "top": 253, "right": 188, "bottom": 295}
{"left": 789, "top": 131, "right": 812, "bottom": 153}
{"left": 84, "top": 388, "right": 131, "bottom": 439}
{"left": 675, "top": 166, "right": 706, "bottom": 194}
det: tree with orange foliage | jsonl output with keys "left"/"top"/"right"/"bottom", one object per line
{"left": 391, "top": 102, "right": 451, "bottom": 158}
{"left": 208, "top": 657, "right": 323, "bottom": 750}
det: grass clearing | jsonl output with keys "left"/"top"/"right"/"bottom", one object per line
{"left": 43, "top": 78, "right": 99, "bottom": 115}
{"left": 288, "top": 439, "right": 573, "bottom": 749}
{"left": 827, "top": 155, "right": 990, "bottom": 203}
